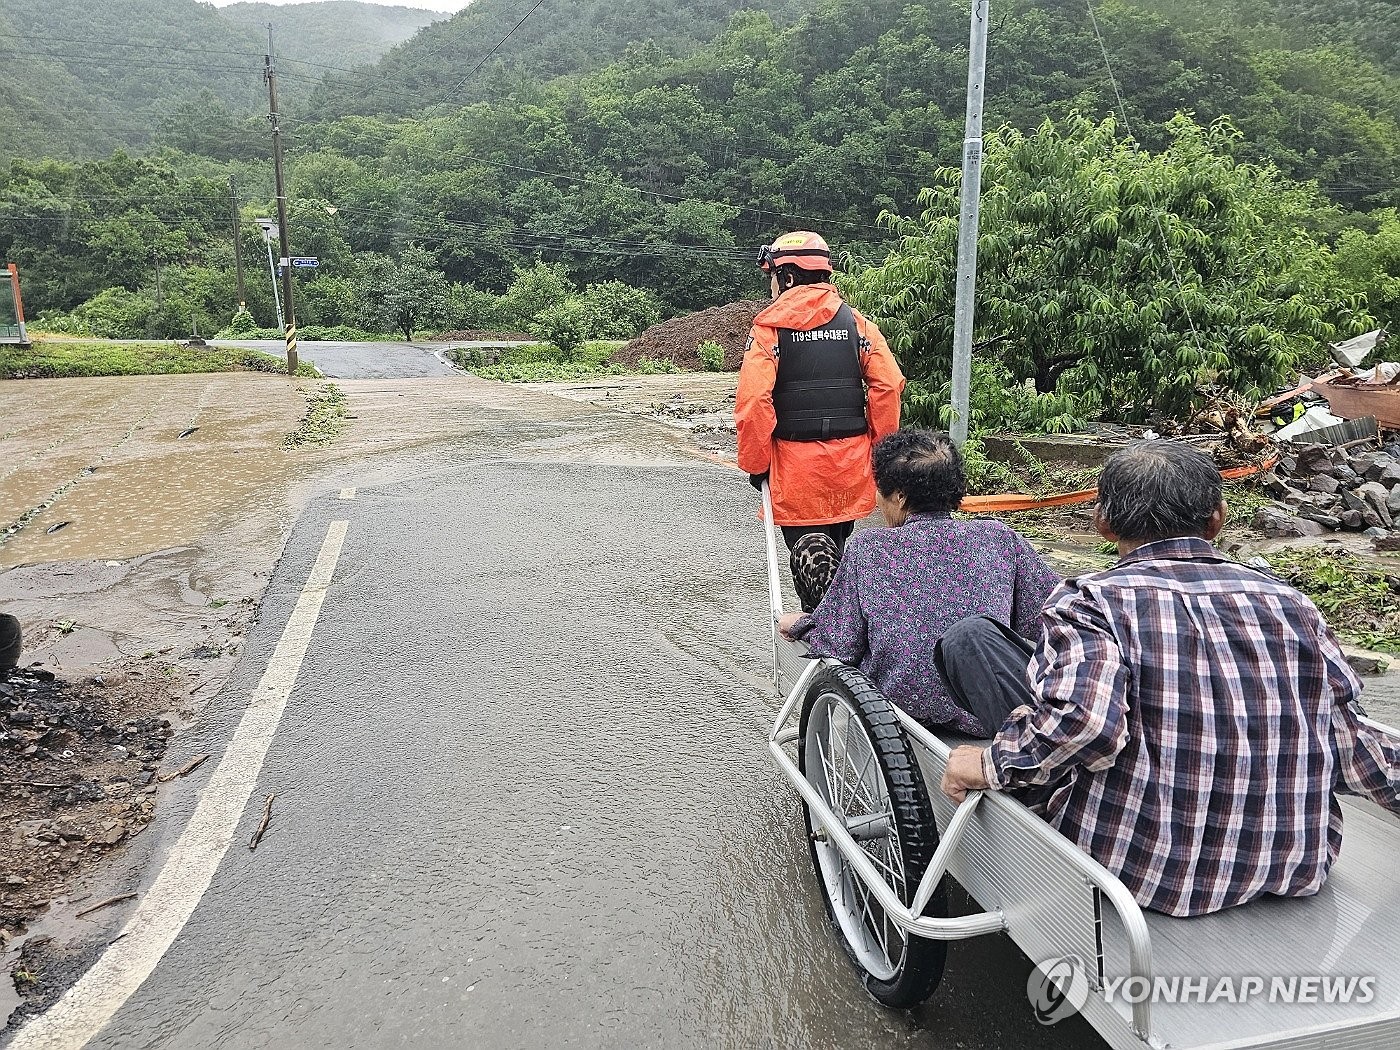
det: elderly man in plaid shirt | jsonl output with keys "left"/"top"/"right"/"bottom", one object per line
{"left": 937, "top": 441, "right": 1400, "bottom": 918}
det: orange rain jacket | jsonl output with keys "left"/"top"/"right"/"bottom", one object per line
{"left": 735, "top": 284, "right": 905, "bottom": 525}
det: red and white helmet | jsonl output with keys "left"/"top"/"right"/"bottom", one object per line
{"left": 757, "top": 231, "right": 832, "bottom": 273}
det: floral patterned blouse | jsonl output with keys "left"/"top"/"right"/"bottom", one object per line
{"left": 791, "top": 513, "right": 1059, "bottom": 734}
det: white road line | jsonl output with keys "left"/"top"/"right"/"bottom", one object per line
{"left": 11, "top": 520, "right": 350, "bottom": 1050}
{"left": 338, "top": 487, "right": 356, "bottom": 500}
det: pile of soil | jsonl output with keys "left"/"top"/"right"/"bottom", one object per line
{"left": 0, "top": 665, "right": 179, "bottom": 953}
{"left": 437, "top": 329, "right": 533, "bottom": 342}
{"left": 612, "top": 300, "right": 766, "bottom": 371}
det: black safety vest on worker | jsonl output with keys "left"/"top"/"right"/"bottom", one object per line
{"left": 772, "top": 303, "right": 869, "bottom": 442}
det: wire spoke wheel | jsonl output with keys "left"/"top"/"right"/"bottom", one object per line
{"left": 798, "top": 665, "right": 946, "bottom": 1008}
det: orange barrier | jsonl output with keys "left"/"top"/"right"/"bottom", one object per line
{"left": 957, "top": 455, "right": 1278, "bottom": 515}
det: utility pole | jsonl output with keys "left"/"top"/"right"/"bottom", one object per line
{"left": 948, "top": 0, "right": 990, "bottom": 448}
{"left": 229, "top": 175, "right": 247, "bottom": 312}
{"left": 153, "top": 250, "right": 163, "bottom": 309}
{"left": 264, "top": 25, "right": 297, "bottom": 375}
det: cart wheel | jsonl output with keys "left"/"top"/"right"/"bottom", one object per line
{"left": 798, "top": 664, "right": 946, "bottom": 1008}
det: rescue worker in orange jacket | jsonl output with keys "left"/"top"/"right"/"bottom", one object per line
{"left": 736, "top": 231, "right": 905, "bottom": 560}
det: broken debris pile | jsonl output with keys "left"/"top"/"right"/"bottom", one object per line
{"left": 1254, "top": 442, "right": 1400, "bottom": 543}
{"left": 1, "top": 667, "right": 171, "bottom": 927}
{"left": 613, "top": 300, "right": 765, "bottom": 371}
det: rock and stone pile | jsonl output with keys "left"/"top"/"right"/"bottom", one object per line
{"left": 1, "top": 667, "right": 172, "bottom": 923}
{"left": 1254, "top": 441, "right": 1400, "bottom": 543}
{"left": 613, "top": 300, "right": 766, "bottom": 371}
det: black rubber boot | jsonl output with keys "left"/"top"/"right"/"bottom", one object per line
{"left": 0, "top": 613, "right": 21, "bottom": 670}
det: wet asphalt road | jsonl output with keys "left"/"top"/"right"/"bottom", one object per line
{"left": 13, "top": 366, "right": 1105, "bottom": 1048}
{"left": 214, "top": 340, "right": 516, "bottom": 380}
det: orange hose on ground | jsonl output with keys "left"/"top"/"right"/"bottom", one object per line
{"left": 714, "top": 443, "right": 1279, "bottom": 517}
{"left": 957, "top": 455, "right": 1279, "bottom": 514}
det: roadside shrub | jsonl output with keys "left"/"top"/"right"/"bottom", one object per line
{"left": 298, "top": 325, "right": 371, "bottom": 341}
{"left": 904, "top": 359, "right": 1093, "bottom": 435}
{"left": 498, "top": 262, "right": 574, "bottom": 329}
{"left": 577, "top": 281, "right": 663, "bottom": 340}
{"left": 529, "top": 299, "right": 589, "bottom": 358}
{"left": 224, "top": 308, "right": 258, "bottom": 337}
{"left": 445, "top": 283, "right": 507, "bottom": 332}
{"left": 697, "top": 340, "right": 725, "bottom": 372}
{"left": 68, "top": 287, "right": 155, "bottom": 339}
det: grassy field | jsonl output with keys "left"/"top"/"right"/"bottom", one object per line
{"left": 1, "top": 340, "right": 319, "bottom": 379}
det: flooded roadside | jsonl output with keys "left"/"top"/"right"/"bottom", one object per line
{"left": 2, "top": 360, "right": 1397, "bottom": 1049}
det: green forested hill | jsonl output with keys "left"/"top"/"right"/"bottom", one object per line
{"left": 1, "top": 0, "right": 1397, "bottom": 359}
{"left": 307, "top": 0, "right": 817, "bottom": 118}
{"left": 1138, "top": 0, "right": 1398, "bottom": 74}
{"left": 220, "top": 2, "right": 444, "bottom": 71}
{"left": 0, "top": 0, "right": 441, "bottom": 159}
{"left": 0, "top": 0, "right": 265, "bottom": 158}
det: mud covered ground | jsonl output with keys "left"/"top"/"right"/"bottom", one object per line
{"left": 615, "top": 300, "right": 764, "bottom": 371}
{"left": 0, "top": 663, "right": 192, "bottom": 1023}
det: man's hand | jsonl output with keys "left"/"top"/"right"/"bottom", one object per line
{"left": 777, "top": 612, "right": 805, "bottom": 640}
{"left": 749, "top": 471, "right": 769, "bottom": 492}
{"left": 942, "top": 746, "right": 991, "bottom": 804}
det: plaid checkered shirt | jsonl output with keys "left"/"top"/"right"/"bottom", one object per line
{"left": 983, "top": 537, "right": 1400, "bottom": 917}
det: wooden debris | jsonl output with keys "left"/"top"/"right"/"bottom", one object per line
{"left": 157, "top": 754, "right": 211, "bottom": 784}
{"left": 0, "top": 781, "right": 74, "bottom": 790}
{"left": 74, "top": 893, "right": 137, "bottom": 919}
{"left": 248, "top": 793, "right": 275, "bottom": 851}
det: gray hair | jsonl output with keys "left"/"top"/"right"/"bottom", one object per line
{"left": 1097, "top": 441, "right": 1222, "bottom": 542}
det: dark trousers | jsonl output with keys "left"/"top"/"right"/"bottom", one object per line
{"left": 0, "top": 614, "right": 21, "bottom": 670}
{"left": 934, "top": 616, "right": 1036, "bottom": 737}
{"left": 780, "top": 521, "right": 855, "bottom": 553}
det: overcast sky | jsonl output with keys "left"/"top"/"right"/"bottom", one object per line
{"left": 207, "top": 0, "right": 470, "bottom": 12}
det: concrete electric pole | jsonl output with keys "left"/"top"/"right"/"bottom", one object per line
{"left": 948, "top": 0, "right": 990, "bottom": 448}
{"left": 264, "top": 26, "right": 298, "bottom": 375}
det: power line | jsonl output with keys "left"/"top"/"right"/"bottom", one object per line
{"left": 0, "top": 26, "right": 902, "bottom": 237}
{"left": 1084, "top": 0, "right": 1206, "bottom": 352}
{"left": 436, "top": 0, "right": 547, "bottom": 104}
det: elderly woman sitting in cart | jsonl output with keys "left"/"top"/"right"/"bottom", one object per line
{"left": 939, "top": 441, "right": 1400, "bottom": 917}
{"left": 778, "top": 428, "right": 1059, "bottom": 737}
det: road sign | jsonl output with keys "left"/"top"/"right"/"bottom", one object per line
{"left": 291, "top": 257, "right": 320, "bottom": 269}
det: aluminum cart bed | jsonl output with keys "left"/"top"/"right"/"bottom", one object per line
{"left": 760, "top": 493, "right": 1400, "bottom": 1049}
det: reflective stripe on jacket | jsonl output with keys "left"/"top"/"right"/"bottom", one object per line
{"left": 735, "top": 284, "right": 905, "bottom": 526}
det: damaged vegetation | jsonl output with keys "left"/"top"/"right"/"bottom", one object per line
{"left": 283, "top": 383, "right": 348, "bottom": 448}
{"left": 2, "top": 341, "right": 319, "bottom": 381}
{"left": 1263, "top": 549, "right": 1400, "bottom": 655}
{"left": 449, "top": 342, "right": 677, "bottom": 383}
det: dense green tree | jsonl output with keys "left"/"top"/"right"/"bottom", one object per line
{"left": 350, "top": 245, "right": 449, "bottom": 339}
{"left": 846, "top": 114, "right": 1374, "bottom": 424}
{"left": 1334, "top": 210, "right": 1400, "bottom": 331}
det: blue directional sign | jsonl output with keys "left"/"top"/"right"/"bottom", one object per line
{"left": 291, "top": 257, "right": 320, "bottom": 269}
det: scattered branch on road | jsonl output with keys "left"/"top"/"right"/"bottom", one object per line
{"left": 0, "top": 781, "right": 76, "bottom": 790}
{"left": 249, "top": 793, "right": 276, "bottom": 851}
{"left": 157, "top": 753, "right": 211, "bottom": 783}
{"left": 74, "top": 893, "right": 137, "bottom": 919}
